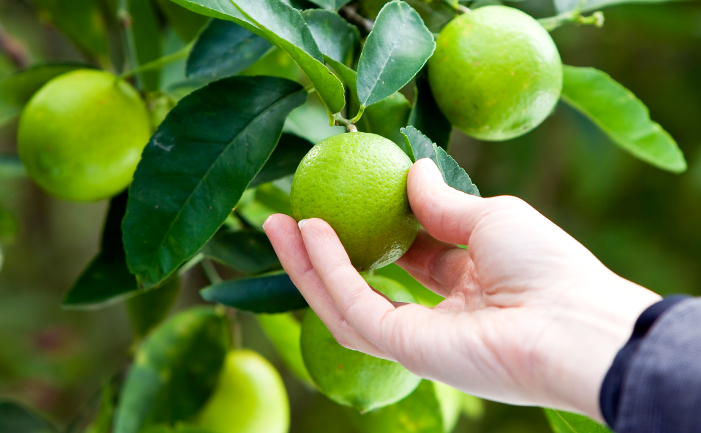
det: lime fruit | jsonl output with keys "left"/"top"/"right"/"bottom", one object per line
{"left": 17, "top": 69, "right": 152, "bottom": 201}
{"left": 300, "top": 274, "right": 421, "bottom": 412}
{"left": 428, "top": 6, "right": 562, "bottom": 141}
{"left": 290, "top": 132, "right": 420, "bottom": 271}
{"left": 196, "top": 350, "right": 290, "bottom": 433}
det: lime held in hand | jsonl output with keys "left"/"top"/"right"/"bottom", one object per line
{"left": 428, "top": 6, "right": 563, "bottom": 141}
{"left": 17, "top": 69, "right": 152, "bottom": 201}
{"left": 290, "top": 132, "right": 420, "bottom": 271}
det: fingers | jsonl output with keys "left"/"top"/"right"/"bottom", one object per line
{"left": 297, "top": 218, "right": 436, "bottom": 360}
{"left": 408, "top": 158, "right": 530, "bottom": 246}
{"left": 262, "top": 214, "right": 389, "bottom": 359}
{"left": 396, "top": 230, "right": 482, "bottom": 306}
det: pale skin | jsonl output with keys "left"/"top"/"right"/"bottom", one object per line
{"left": 263, "top": 158, "right": 661, "bottom": 422}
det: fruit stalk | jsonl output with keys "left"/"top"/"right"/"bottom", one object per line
{"left": 538, "top": 9, "right": 605, "bottom": 32}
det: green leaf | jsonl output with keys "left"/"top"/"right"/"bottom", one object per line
{"left": 32, "top": 0, "right": 110, "bottom": 61}
{"left": 544, "top": 409, "right": 612, "bottom": 433}
{"left": 409, "top": 70, "right": 451, "bottom": 150}
{"left": 561, "top": 66, "right": 686, "bottom": 173}
{"left": 0, "top": 401, "right": 57, "bottom": 433}
{"left": 170, "top": 0, "right": 345, "bottom": 115}
{"left": 186, "top": 19, "right": 272, "bottom": 82}
{"left": 153, "top": 0, "right": 208, "bottom": 42}
{"left": 250, "top": 134, "right": 313, "bottom": 187}
{"left": 257, "top": 313, "right": 314, "bottom": 386}
{"left": 231, "top": 0, "right": 346, "bottom": 115}
{"left": 114, "top": 307, "right": 229, "bottom": 433}
{"left": 357, "top": 92, "right": 412, "bottom": 148}
{"left": 358, "top": 0, "right": 456, "bottom": 32}
{"left": 307, "top": 0, "right": 352, "bottom": 9}
{"left": 302, "top": 10, "right": 359, "bottom": 65}
{"left": 202, "top": 229, "right": 280, "bottom": 274}
{"left": 124, "top": 0, "right": 162, "bottom": 91}
{"left": 62, "top": 193, "right": 140, "bottom": 309}
{"left": 355, "top": 1, "right": 435, "bottom": 108}
{"left": 255, "top": 182, "right": 292, "bottom": 216}
{"left": 123, "top": 76, "right": 307, "bottom": 289}
{"left": 83, "top": 381, "right": 115, "bottom": 433}
{"left": 200, "top": 271, "right": 308, "bottom": 313}
{"left": 127, "top": 277, "right": 181, "bottom": 338}
{"left": 375, "top": 263, "right": 444, "bottom": 307}
{"left": 401, "top": 126, "right": 480, "bottom": 196}
{"left": 0, "top": 207, "right": 20, "bottom": 245}
{"left": 0, "top": 64, "right": 83, "bottom": 127}
{"left": 552, "top": 0, "right": 668, "bottom": 13}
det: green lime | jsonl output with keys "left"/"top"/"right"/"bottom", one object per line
{"left": 17, "top": 69, "right": 152, "bottom": 201}
{"left": 196, "top": 350, "right": 289, "bottom": 433}
{"left": 428, "top": 6, "right": 562, "bottom": 141}
{"left": 290, "top": 132, "right": 420, "bottom": 271}
{"left": 300, "top": 274, "right": 421, "bottom": 412}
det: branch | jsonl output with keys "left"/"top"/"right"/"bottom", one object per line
{"left": 339, "top": 3, "right": 374, "bottom": 36}
{"left": 0, "top": 22, "right": 29, "bottom": 68}
{"left": 538, "top": 10, "right": 605, "bottom": 32}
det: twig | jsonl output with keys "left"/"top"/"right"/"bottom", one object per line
{"left": 538, "top": 9, "right": 605, "bottom": 32}
{"left": 0, "top": 22, "right": 29, "bottom": 68}
{"left": 339, "top": 3, "right": 374, "bottom": 36}
{"left": 119, "top": 42, "right": 193, "bottom": 79}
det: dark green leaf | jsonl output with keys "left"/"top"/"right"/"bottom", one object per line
{"left": 0, "top": 64, "right": 83, "bottom": 127}
{"left": 202, "top": 230, "right": 280, "bottom": 274}
{"left": 544, "top": 409, "right": 612, "bottom": 433}
{"left": 250, "top": 134, "right": 313, "bottom": 188}
{"left": 308, "top": 0, "right": 352, "bottom": 9}
{"left": 31, "top": 0, "right": 110, "bottom": 60}
{"left": 409, "top": 70, "right": 451, "bottom": 150}
{"left": 561, "top": 66, "right": 686, "bottom": 173}
{"left": 356, "top": 1, "right": 435, "bottom": 108}
{"left": 170, "top": 0, "right": 345, "bottom": 114}
{"left": 62, "top": 193, "right": 140, "bottom": 309}
{"left": 127, "top": 277, "right": 181, "bottom": 338}
{"left": 125, "top": 0, "right": 162, "bottom": 90}
{"left": 153, "top": 0, "right": 208, "bottom": 41}
{"left": 0, "top": 401, "right": 57, "bottom": 433}
{"left": 201, "top": 271, "right": 308, "bottom": 313}
{"left": 401, "top": 126, "right": 480, "bottom": 196}
{"left": 114, "top": 307, "right": 229, "bottom": 433}
{"left": 186, "top": 19, "right": 272, "bottom": 81}
{"left": 231, "top": 0, "right": 346, "bottom": 114}
{"left": 123, "top": 76, "right": 306, "bottom": 289}
{"left": 358, "top": 0, "right": 456, "bottom": 32}
{"left": 257, "top": 313, "right": 314, "bottom": 385}
{"left": 302, "top": 10, "right": 359, "bottom": 65}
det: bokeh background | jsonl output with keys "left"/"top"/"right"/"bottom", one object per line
{"left": 1, "top": 0, "right": 700, "bottom": 431}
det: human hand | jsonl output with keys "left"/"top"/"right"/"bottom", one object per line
{"left": 263, "top": 158, "right": 661, "bottom": 421}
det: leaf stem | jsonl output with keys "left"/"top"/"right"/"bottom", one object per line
{"left": 201, "top": 258, "right": 223, "bottom": 284}
{"left": 538, "top": 10, "right": 604, "bottom": 32}
{"left": 349, "top": 106, "right": 366, "bottom": 125}
{"left": 119, "top": 42, "right": 194, "bottom": 80}
{"left": 333, "top": 113, "right": 358, "bottom": 132}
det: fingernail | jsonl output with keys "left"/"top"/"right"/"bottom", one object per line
{"left": 262, "top": 215, "right": 273, "bottom": 232}
{"left": 298, "top": 219, "right": 308, "bottom": 230}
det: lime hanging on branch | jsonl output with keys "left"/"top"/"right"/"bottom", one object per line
{"left": 196, "top": 350, "right": 290, "bottom": 433}
{"left": 300, "top": 275, "right": 421, "bottom": 412}
{"left": 17, "top": 69, "right": 151, "bottom": 201}
{"left": 428, "top": 6, "right": 563, "bottom": 141}
{"left": 290, "top": 132, "right": 420, "bottom": 271}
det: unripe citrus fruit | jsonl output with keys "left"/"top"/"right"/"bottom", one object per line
{"left": 17, "top": 69, "right": 151, "bottom": 201}
{"left": 196, "top": 350, "right": 289, "bottom": 433}
{"left": 300, "top": 275, "right": 421, "bottom": 412}
{"left": 290, "top": 132, "right": 419, "bottom": 271}
{"left": 428, "top": 6, "right": 562, "bottom": 141}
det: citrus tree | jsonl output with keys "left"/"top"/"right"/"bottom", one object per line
{"left": 0, "top": 0, "right": 688, "bottom": 432}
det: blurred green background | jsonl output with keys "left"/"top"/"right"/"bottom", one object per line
{"left": 1, "top": 0, "right": 700, "bottom": 431}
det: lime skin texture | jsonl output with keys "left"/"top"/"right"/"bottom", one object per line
{"left": 428, "top": 6, "right": 563, "bottom": 141}
{"left": 290, "top": 132, "right": 420, "bottom": 271}
{"left": 17, "top": 69, "right": 152, "bottom": 201}
{"left": 300, "top": 274, "right": 422, "bottom": 412}
{"left": 196, "top": 350, "right": 290, "bottom": 433}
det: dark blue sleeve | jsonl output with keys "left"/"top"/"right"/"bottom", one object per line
{"left": 599, "top": 296, "right": 701, "bottom": 433}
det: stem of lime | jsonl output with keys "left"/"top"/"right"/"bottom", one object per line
{"left": 350, "top": 105, "right": 366, "bottom": 124}
{"left": 333, "top": 113, "right": 358, "bottom": 132}
{"left": 119, "top": 42, "right": 194, "bottom": 80}
{"left": 538, "top": 10, "right": 604, "bottom": 32}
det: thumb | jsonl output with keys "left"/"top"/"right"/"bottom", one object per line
{"left": 407, "top": 158, "right": 502, "bottom": 246}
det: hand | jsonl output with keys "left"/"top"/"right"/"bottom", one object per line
{"left": 263, "top": 158, "right": 661, "bottom": 421}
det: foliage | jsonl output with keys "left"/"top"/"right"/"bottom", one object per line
{"left": 0, "top": 0, "right": 695, "bottom": 432}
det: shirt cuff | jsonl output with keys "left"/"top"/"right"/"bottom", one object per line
{"left": 599, "top": 295, "right": 691, "bottom": 427}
